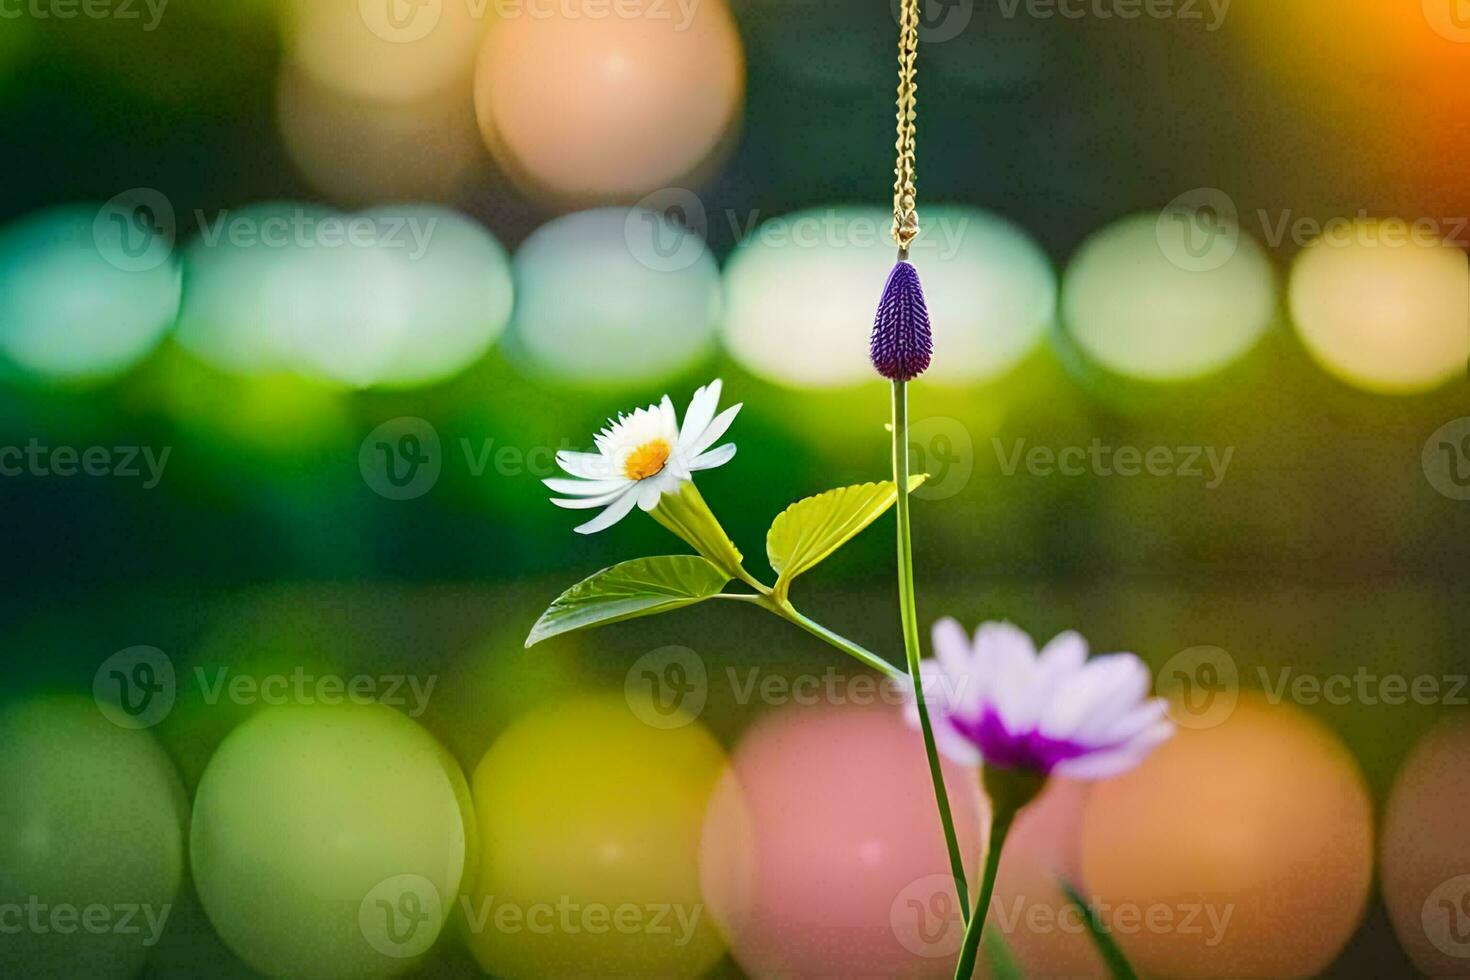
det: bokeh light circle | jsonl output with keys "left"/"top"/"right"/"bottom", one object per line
{"left": 357, "top": 205, "right": 512, "bottom": 388}
{"left": 1061, "top": 210, "right": 1276, "bottom": 383}
{"left": 173, "top": 201, "right": 333, "bottom": 376}
{"left": 508, "top": 207, "right": 720, "bottom": 387}
{"left": 474, "top": 0, "right": 744, "bottom": 205}
{"left": 1288, "top": 220, "right": 1469, "bottom": 394}
{"left": 918, "top": 205, "right": 1056, "bottom": 385}
{"left": 191, "top": 703, "right": 473, "bottom": 979}
{"left": 1080, "top": 695, "right": 1372, "bottom": 978}
{"left": 1382, "top": 718, "right": 1470, "bottom": 975}
{"left": 0, "top": 204, "right": 180, "bottom": 383}
{"left": 276, "top": 64, "right": 488, "bottom": 207}
{"left": 722, "top": 204, "right": 1052, "bottom": 389}
{"left": 700, "top": 704, "right": 985, "bottom": 977}
{"left": 283, "top": 0, "right": 486, "bottom": 105}
{"left": 721, "top": 206, "right": 894, "bottom": 389}
{"left": 465, "top": 691, "right": 727, "bottom": 977}
{"left": 0, "top": 694, "right": 188, "bottom": 979}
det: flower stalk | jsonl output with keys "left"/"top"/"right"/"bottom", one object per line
{"left": 892, "top": 378, "right": 971, "bottom": 922}
{"left": 954, "top": 766, "right": 1045, "bottom": 979}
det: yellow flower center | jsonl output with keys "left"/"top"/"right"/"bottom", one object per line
{"left": 623, "top": 439, "right": 671, "bottom": 481}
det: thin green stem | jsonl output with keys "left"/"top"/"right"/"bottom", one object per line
{"left": 953, "top": 808, "right": 1015, "bottom": 980}
{"left": 893, "top": 379, "right": 972, "bottom": 923}
{"left": 713, "top": 592, "right": 903, "bottom": 680}
{"left": 776, "top": 602, "right": 905, "bottom": 681}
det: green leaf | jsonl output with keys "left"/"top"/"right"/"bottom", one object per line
{"left": 1059, "top": 878, "right": 1139, "bottom": 980}
{"left": 982, "top": 931, "right": 1024, "bottom": 980}
{"left": 766, "top": 476, "right": 927, "bottom": 599}
{"left": 526, "top": 556, "right": 730, "bottom": 648}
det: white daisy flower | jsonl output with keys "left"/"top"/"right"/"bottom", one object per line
{"left": 906, "top": 620, "right": 1175, "bottom": 781}
{"left": 546, "top": 379, "right": 742, "bottom": 535}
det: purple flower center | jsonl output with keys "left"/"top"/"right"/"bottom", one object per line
{"left": 948, "top": 708, "right": 1095, "bottom": 774}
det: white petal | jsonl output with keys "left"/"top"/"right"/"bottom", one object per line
{"left": 677, "top": 380, "right": 722, "bottom": 454}
{"left": 1053, "top": 720, "right": 1174, "bottom": 781}
{"left": 1038, "top": 653, "right": 1150, "bottom": 743}
{"left": 659, "top": 395, "right": 679, "bottom": 440}
{"left": 689, "top": 443, "right": 736, "bottom": 471}
{"left": 637, "top": 481, "right": 663, "bottom": 511}
{"left": 573, "top": 488, "right": 640, "bottom": 534}
{"left": 544, "top": 477, "right": 630, "bottom": 497}
{"left": 556, "top": 451, "right": 617, "bottom": 480}
{"left": 929, "top": 618, "right": 974, "bottom": 709}
{"left": 1037, "top": 630, "right": 1088, "bottom": 675}
{"left": 1087, "top": 697, "right": 1170, "bottom": 748}
{"left": 685, "top": 403, "right": 742, "bottom": 458}
{"left": 974, "top": 622, "right": 1040, "bottom": 733}
{"left": 551, "top": 486, "right": 634, "bottom": 510}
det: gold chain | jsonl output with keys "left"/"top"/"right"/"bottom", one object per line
{"left": 892, "top": 0, "right": 921, "bottom": 254}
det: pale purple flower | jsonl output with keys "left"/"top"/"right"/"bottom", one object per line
{"left": 905, "top": 620, "right": 1174, "bottom": 780}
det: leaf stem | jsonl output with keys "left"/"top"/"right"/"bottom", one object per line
{"left": 774, "top": 601, "right": 905, "bottom": 681}
{"left": 714, "top": 592, "right": 903, "bottom": 680}
{"left": 892, "top": 379, "right": 972, "bottom": 923}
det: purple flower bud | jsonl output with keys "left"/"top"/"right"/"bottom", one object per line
{"left": 869, "top": 260, "right": 933, "bottom": 382}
